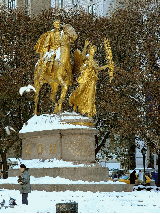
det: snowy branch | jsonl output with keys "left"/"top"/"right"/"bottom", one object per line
{"left": 19, "top": 85, "right": 36, "bottom": 96}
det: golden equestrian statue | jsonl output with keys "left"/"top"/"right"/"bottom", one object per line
{"left": 69, "top": 39, "right": 114, "bottom": 117}
{"left": 34, "top": 20, "right": 77, "bottom": 115}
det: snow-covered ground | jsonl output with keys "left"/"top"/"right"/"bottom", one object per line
{"left": 1, "top": 158, "right": 160, "bottom": 213}
{"left": 0, "top": 189, "right": 160, "bottom": 213}
{"left": 8, "top": 158, "right": 96, "bottom": 168}
{"left": 0, "top": 176, "right": 125, "bottom": 185}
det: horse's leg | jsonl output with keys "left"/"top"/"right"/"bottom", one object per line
{"left": 50, "top": 82, "right": 59, "bottom": 114}
{"left": 73, "top": 105, "right": 77, "bottom": 112}
{"left": 58, "top": 83, "right": 68, "bottom": 112}
{"left": 34, "top": 90, "right": 39, "bottom": 115}
{"left": 55, "top": 65, "right": 68, "bottom": 112}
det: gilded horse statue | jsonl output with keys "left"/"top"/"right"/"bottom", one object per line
{"left": 34, "top": 21, "right": 77, "bottom": 115}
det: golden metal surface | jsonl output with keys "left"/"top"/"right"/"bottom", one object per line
{"left": 34, "top": 22, "right": 114, "bottom": 117}
{"left": 25, "top": 144, "right": 30, "bottom": 155}
{"left": 37, "top": 144, "right": 43, "bottom": 154}
{"left": 50, "top": 143, "right": 56, "bottom": 154}
{"left": 65, "top": 121, "right": 94, "bottom": 127}
{"left": 69, "top": 40, "right": 112, "bottom": 117}
{"left": 104, "top": 38, "right": 114, "bottom": 83}
{"left": 50, "top": 144, "right": 52, "bottom": 154}
{"left": 34, "top": 20, "right": 77, "bottom": 115}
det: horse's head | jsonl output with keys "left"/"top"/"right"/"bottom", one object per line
{"left": 63, "top": 24, "right": 77, "bottom": 43}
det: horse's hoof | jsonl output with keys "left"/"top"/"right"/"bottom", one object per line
{"left": 54, "top": 103, "right": 59, "bottom": 114}
{"left": 73, "top": 105, "right": 77, "bottom": 112}
{"left": 58, "top": 104, "right": 62, "bottom": 112}
{"left": 54, "top": 109, "right": 59, "bottom": 114}
{"left": 50, "top": 95, "right": 54, "bottom": 101}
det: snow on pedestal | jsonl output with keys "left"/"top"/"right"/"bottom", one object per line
{"left": 19, "top": 112, "right": 97, "bottom": 162}
{"left": 19, "top": 111, "right": 94, "bottom": 133}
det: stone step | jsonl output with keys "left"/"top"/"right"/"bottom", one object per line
{"left": 0, "top": 184, "right": 134, "bottom": 192}
{"left": 8, "top": 167, "right": 109, "bottom": 182}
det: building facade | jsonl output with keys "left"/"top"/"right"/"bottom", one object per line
{"left": 0, "top": 0, "right": 119, "bottom": 16}
{"left": 0, "top": 0, "right": 16, "bottom": 11}
{"left": 51, "top": 0, "right": 118, "bottom": 17}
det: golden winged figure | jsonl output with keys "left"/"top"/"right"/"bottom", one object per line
{"left": 69, "top": 39, "right": 114, "bottom": 118}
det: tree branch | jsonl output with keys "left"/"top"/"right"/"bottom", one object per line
{"left": 95, "top": 131, "right": 110, "bottom": 156}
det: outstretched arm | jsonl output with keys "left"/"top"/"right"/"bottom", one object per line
{"left": 96, "top": 64, "right": 109, "bottom": 71}
{"left": 82, "top": 40, "right": 90, "bottom": 60}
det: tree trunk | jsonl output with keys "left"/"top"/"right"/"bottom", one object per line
{"left": 1, "top": 150, "right": 8, "bottom": 179}
{"left": 95, "top": 131, "right": 110, "bottom": 156}
{"left": 158, "top": 152, "right": 160, "bottom": 187}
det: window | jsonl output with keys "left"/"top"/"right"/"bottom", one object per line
{"left": 8, "top": 0, "right": 16, "bottom": 10}
{"left": 25, "top": 0, "right": 29, "bottom": 15}
{"left": 59, "top": 0, "right": 63, "bottom": 8}
{"left": 92, "top": 4, "right": 96, "bottom": 15}
{"left": 88, "top": 4, "right": 96, "bottom": 16}
{"left": 55, "top": 0, "right": 63, "bottom": 8}
{"left": 88, "top": 5, "right": 92, "bottom": 14}
{"left": 25, "top": 0, "right": 29, "bottom": 7}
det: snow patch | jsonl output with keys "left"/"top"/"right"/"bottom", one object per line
{"left": 5, "top": 126, "right": 16, "bottom": 135}
{"left": 0, "top": 176, "right": 126, "bottom": 185}
{"left": 44, "top": 50, "right": 55, "bottom": 60}
{"left": 19, "top": 85, "right": 36, "bottom": 96}
{"left": 55, "top": 46, "right": 61, "bottom": 60}
{"left": 8, "top": 158, "right": 95, "bottom": 168}
{"left": 0, "top": 189, "right": 160, "bottom": 213}
{"left": 19, "top": 112, "right": 91, "bottom": 133}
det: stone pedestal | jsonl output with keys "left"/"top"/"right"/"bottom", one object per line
{"left": 8, "top": 166, "right": 108, "bottom": 182}
{"left": 62, "top": 129, "right": 96, "bottom": 162}
{"left": 20, "top": 130, "right": 62, "bottom": 160}
{"left": 19, "top": 112, "right": 97, "bottom": 163}
{"left": 17, "top": 113, "right": 108, "bottom": 184}
{"left": 20, "top": 128, "right": 97, "bottom": 162}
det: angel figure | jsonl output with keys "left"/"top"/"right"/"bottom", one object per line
{"left": 69, "top": 40, "right": 109, "bottom": 117}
